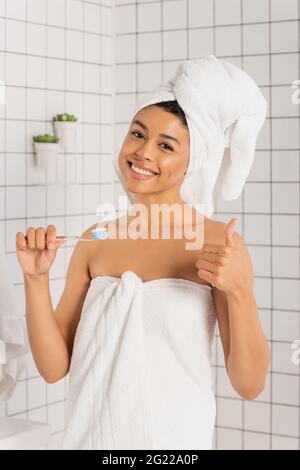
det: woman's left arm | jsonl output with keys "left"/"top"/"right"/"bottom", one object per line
{"left": 195, "top": 218, "right": 271, "bottom": 400}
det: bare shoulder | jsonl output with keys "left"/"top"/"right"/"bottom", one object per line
{"left": 81, "top": 216, "right": 124, "bottom": 272}
{"left": 68, "top": 222, "right": 105, "bottom": 281}
{"left": 206, "top": 217, "right": 244, "bottom": 249}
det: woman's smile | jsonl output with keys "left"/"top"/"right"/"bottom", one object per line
{"left": 127, "top": 160, "right": 160, "bottom": 180}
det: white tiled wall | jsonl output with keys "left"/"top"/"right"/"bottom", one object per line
{"left": 114, "top": 0, "right": 300, "bottom": 451}
{"left": 0, "top": 0, "right": 299, "bottom": 451}
{"left": 0, "top": 0, "right": 114, "bottom": 449}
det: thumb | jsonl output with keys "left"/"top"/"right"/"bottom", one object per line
{"left": 225, "top": 218, "right": 237, "bottom": 248}
{"left": 47, "top": 238, "right": 66, "bottom": 251}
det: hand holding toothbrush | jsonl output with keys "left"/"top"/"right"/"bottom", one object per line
{"left": 16, "top": 225, "right": 69, "bottom": 277}
{"left": 16, "top": 224, "right": 108, "bottom": 277}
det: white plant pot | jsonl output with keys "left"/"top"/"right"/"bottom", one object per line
{"left": 53, "top": 121, "right": 78, "bottom": 150}
{"left": 34, "top": 142, "right": 60, "bottom": 170}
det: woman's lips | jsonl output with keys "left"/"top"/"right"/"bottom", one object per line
{"left": 127, "top": 161, "right": 159, "bottom": 180}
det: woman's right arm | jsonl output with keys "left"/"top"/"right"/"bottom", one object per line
{"left": 16, "top": 225, "right": 92, "bottom": 383}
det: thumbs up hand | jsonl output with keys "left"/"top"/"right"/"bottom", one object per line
{"left": 195, "top": 218, "right": 254, "bottom": 294}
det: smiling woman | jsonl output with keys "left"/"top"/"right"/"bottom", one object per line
{"left": 117, "top": 103, "right": 190, "bottom": 205}
{"left": 15, "top": 55, "right": 269, "bottom": 452}
{"left": 59, "top": 57, "right": 269, "bottom": 450}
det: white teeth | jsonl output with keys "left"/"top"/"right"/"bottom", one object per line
{"left": 131, "top": 163, "right": 156, "bottom": 176}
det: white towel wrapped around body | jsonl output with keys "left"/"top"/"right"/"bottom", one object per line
{"left": 61, "top": 271, "right": 217, "bottom": 450}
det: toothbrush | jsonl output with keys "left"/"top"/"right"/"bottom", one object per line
{"left": 24, "top": 227, "right": 108, "bottom": 244}
{"left": 52, "top": 235, "right": 96, "bottom": 242}
{"left": 54, "top": 227, "right": 108, "bottom": 242}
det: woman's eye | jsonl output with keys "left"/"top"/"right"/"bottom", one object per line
{"left": 160, "top": 143, "right": 173, "bottom": 152}
{"left": 131, "top": 131, "right": 143, "bottom": 138}
{"left": 131, "top": 131, "right": 173, "bottom": 152}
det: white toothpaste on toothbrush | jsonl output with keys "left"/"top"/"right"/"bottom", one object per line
{"left": 91, "top": 227, "right": 108, "bottom": 240}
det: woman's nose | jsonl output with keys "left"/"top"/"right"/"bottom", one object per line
{"left": 135, "top": 139, "right": 154, "bottom": 156}
{"left": 135, "top": 148, "right": 152, "bottom": 160}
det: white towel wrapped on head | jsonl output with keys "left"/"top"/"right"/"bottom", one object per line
{"left": 115, "top": 54, "right": 268, "bottom": 217}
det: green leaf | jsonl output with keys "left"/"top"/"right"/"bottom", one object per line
{"left": 53, "top": 112, "right": 78, "bottom": 122}
{"left": 33, "top": 133, "right": 59, "bottom": 143}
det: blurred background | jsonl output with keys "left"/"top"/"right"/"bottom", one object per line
{"left": 0, "top": 0, "right": 299, "bottom": 450}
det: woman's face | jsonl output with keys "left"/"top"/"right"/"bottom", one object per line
{"left": 118, "top": 105, "right": 190, "bottom": 199}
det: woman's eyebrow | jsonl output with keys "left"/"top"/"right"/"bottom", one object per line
{"left": 132, "top": 119, "right": 181, "bottom": 146}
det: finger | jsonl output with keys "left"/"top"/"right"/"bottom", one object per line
{"left": 225, "top": 218, "right": 237, "bottom": 248}
{"left": 197, "top": 268, "right": 215, "bottom": 285}
{"left": 26, "top": 227, "right": 36, "bottom": 249}
{"left": 199, "top": 244, "right": 223, "bottom": 253}
{"left": 196, "top": 251, "right": 218, "bottom": 264}
{"left": 36, "top": 227, "right": 46, "bottom": 250}
{"left": 16, "top": 232, "right": 27, "bottom": 250}
{"left": 46, "top": 225, "right": 56, "bottom": 250}
{"left": 196, "top": 259, "right": 217, "bottom": 273}
{"left": 53, "top": 238, "right": 67, "bottom": 249}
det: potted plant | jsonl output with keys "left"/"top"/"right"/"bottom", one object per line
{"left": 33, "top": 134, "right": 60, "bottom": 169}
{"left": 53, "top": 113, "right": 78, "bottom": 150}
